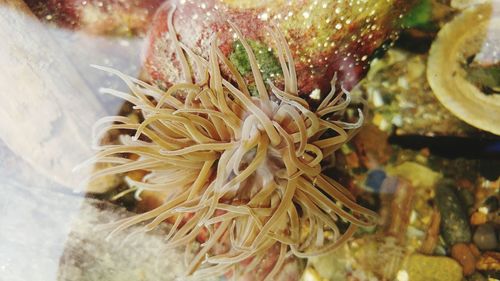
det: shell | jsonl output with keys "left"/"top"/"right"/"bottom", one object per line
{"left": 427, "top": 2, "right": 500, "bottom": 135}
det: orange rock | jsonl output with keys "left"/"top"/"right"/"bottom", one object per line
{"left": 127, "top": 169, "right": 148, "bottom": 181}
{"left": 345, "top": 152, "right": 360, "bottom": 169}
{"left": 476, "top": 252, "right": 500, "bottom": 271}
{"left": 468, "top": 243, "right": 481, "bottom": 258}
{"left": 135, "top": 190, "right": 166, "bottom": 213}
{"left": 451, "top": 243, "right": 476, "bottom": 276}
{"left": 470, "top": 211, "right": 488, "bottom": 225}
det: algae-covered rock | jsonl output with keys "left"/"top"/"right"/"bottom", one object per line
{"left": 27, "top": 0, "right": 164, "bottom": 36}
{"left": 406, "top": 254, "right": 463, "bottom": 281}
{"left": 143, "top": 0, "right": 416, "bottom": 94}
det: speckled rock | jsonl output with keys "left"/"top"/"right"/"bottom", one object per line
{"left": 26, "top": 0, "right": 164, "bottom": 36}
{"left": 406, "top": 254, "right": 463, "bottom": 281}
{"left": 435, "top": 181, "right": 472, "bottom": 246}
{"left": 143, "top": 0, "right": 415, "bottom": 95}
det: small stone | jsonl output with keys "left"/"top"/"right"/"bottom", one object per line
{"left": 476, "top": 251, "right": 500, "bottom": 271}
{"left": 345, "top": 152, "right": 360, "bottom": 168}
{"left": 470, "top": 211, "right": 488, "bottom": 225}
{"left": 467, "top": 272, "right": 487, "bottom": 281}
{"left": 484, "top": 196, "right": 499, "bottom": 213}
{"left": 451, "top": 243, "right": 476, "bottom": 276}
{"left": 126, "top": 169, "right": 148, "bottom": 181}
{"left": 135, "top": 190, "right": 167, "bottom": 213}
{"left": 473, "top": 223, "right": 498, "bottom": 251}
{"left": 365, "top": 169, "right": 386, "bottom": 192}
{"left": 407, "top": 254, "right": 463, "bottom": 281}
{"left": 435, "top": 181, "right": 472, "bottom": 245}
{"left": 387, "top": 161, "right": 441, "bottom": 188}
{"left": 468, "top": 243, "right": 481, "bottom": 258}
{"left": 308, "top": 246, "right": 348, "bottom": 280}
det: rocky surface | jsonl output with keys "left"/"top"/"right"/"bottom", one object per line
{"left": 25, "top": 0, "right": 164, "bottom": 36}
{"left": 57, "top": 199, "right": 198, "bottom": 281}
{"left": 143, "top": 0, "right": 415, "bottom": 95}
{"left": 0, "top": 178, "right": 209, "bottom": 281}
{"left": 0, "top": 138, "right": 205, "bottom": 281}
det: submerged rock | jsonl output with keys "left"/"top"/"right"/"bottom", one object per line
{"left": 475, "top": 251, "right": 500, "bottom": 271}
{"left": 473, "top": 223, "right": 498, "bottom": 251}
{"left": 406, "top": 254, "right": 463, "bottom": 281}
{"left": 435, "top": 181, "right": 472, "bottom": 246}
{"left": 57, "top": 199, "right": 215, "bottom": 281}
{"left": 26, "top": 0, "right": 164, "bottom": 36}
{"left": 451, "top": 243, "right": 476, "bottom": 276}
{"left": 143, "top": 0, "right": 415, "bottom": 95}
{"left": 57, "top": 199, "right": 302, "bottom": 280}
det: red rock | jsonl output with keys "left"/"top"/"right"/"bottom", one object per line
{"left": 26, "top": 0, "right": 164, "bottom": 36}
{"left": 451, "top": 243, "right": 476, "bottom": 276}
{"left": 143, "top": 0, "right": 415, "bottom": 95}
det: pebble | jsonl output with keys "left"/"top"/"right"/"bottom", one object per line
{"left": 435, "top": 181, "right": 472, "bottom": 245}
{"left": 365, "top": 169, "right": 386, "bottom": 192}
{"left": 450, "top": 243, "right": 476, "bottom": 276}
{"left": 470, "top": 211, "right": 488, "bottom": 225}
{"left": 406, "top": 254, "right": 463, "bottom": 281}
{"left": 476, "top": 251, "right": 500, "bottom": 271}
{"left": 467, "top": 272, "right": 487, "bottom": 281}
{"left": 473, "top": 224, "right": 498, "bottom": 251}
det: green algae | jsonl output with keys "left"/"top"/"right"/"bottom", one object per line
{"left": 229, "top": 40, "right": 282, "bottom": 84}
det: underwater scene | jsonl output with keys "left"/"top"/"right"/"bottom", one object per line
{"left": 0, "top": 0, "right": 499, "bottom": 280}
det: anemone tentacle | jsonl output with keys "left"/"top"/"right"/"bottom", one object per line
{"left": 87, "top": 13, "right": 377, "bottom": 280}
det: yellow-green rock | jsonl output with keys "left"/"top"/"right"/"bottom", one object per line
{"left": 406, "top": 254, "right": 462, "bottom": 281}
{"left": 308, "top": 245, "right": 348, "bottom": 281}
{"left": 386, "top": 161, "right": 441, "bottom": 188}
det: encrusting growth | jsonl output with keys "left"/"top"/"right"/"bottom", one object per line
{"left": 82, "top": 7, "right": 378, "bottom": 280}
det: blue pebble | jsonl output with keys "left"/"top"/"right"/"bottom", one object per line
{"left": 365, "top": 169, "right": 386, "bottom": 192}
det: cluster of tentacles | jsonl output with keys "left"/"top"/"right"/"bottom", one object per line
{"left": 83, "top": 10, "right": 377, "bottom": 280}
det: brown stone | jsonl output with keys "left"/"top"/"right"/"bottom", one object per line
{"left": 471, "top": 211, "right": 488, "bottom": 225}
{"left": 451, "top": 243, "right": 476, "bottom": 276}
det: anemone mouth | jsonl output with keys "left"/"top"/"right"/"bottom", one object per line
{"left": 83, "top": 7, "right": 378, "bottom": 280}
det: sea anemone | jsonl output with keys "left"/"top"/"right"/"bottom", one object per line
{"left": 83, "top": 8, "right": 378, "bottom": 280}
